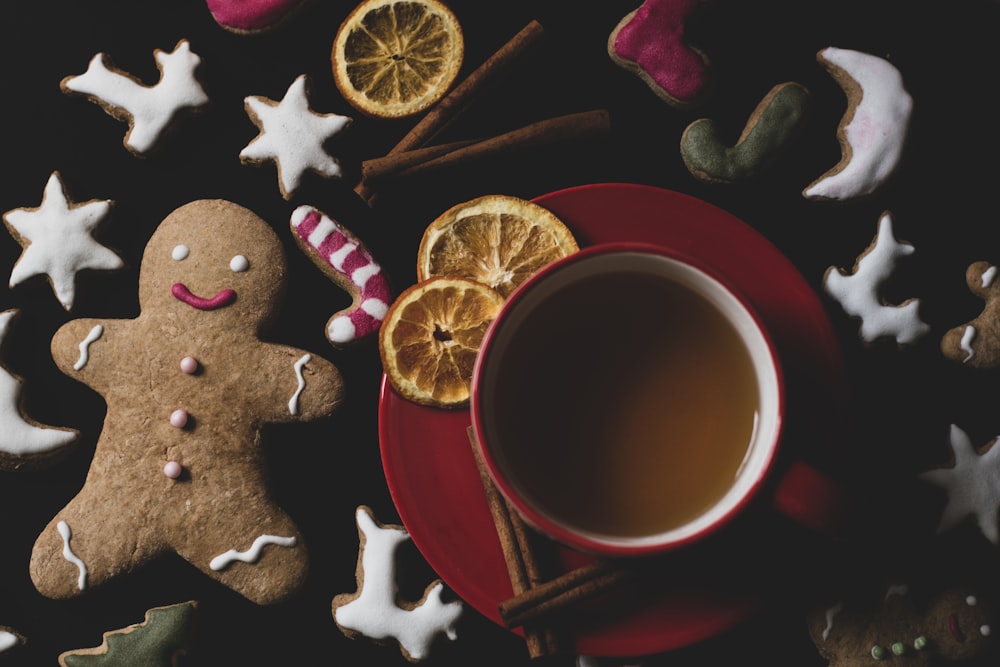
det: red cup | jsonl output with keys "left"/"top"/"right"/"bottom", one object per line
{"left": 470, "top": 242, "right": 844, "bottom": 557}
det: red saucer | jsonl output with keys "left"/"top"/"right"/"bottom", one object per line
{"left": 378, "top": 183, "right": 847, "bottom": 656}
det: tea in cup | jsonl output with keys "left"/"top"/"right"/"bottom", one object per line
{"left": 470, "top": 241, "right": 843, "bottom": 556}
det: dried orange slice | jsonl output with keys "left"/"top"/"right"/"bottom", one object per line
{"left": 380, "top": 276, "right": 504, "bottom": 408}
{"left": 416, "top": 195, "right": 579, "bottom": 298}
{"left": 332, "top": 0, "right": 464, "bottom": 119}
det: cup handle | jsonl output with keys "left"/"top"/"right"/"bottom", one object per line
{"left": 771, "top": 460, "right": 849, "bottom": 538}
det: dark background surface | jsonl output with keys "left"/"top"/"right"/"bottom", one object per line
{"left": 4, "top": 0, "right": 1000, "bottom": 664}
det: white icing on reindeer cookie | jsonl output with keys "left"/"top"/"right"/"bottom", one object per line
{"left": 61, "top": 39, "right": 209, "bottom": 156}
{"left": 3, "top": 172, "right": 123, "bottom": 310}
{"left": 240, "top": 74, "right": 352, "bottom": 200}
{"left": 332, "top": 506, "right": 463, "bottom": 662}
{"left": 0, "top": 309, "right": 79, "bottom": 467}
{"left": 823, "top": 211, "right": 929, "bottom": 346}
{"left": 920, "top": 424, "right": 1000, "bottom": 545}
{"left": 804, "top": 47, "right": 912, "bottom": 201}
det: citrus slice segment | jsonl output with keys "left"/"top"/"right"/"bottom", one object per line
{"left": 332, "top": 0, "right": 464, "bottom": 119}
{"left": 379, "top": 276, "right": 504, "bottom": 408}
{"left": 416, "top": 195, "right": 579, "bottom": 298}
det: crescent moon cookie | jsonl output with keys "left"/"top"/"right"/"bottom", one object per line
{"left": 205, "top": 0, "right": 310, "bottom": 34}
{"left": 941, "top": 262, "right": 1000, "bottom": 369}
{"left": 29, "top": 199, "right": 346, "bottom": 605}
{"left": 60, "top": 39, "right": 209, "bottom": 157}
{"left": 823, "top": 211, "right": 929, "bottom": 346}
{"left": 803, "top": 46, "right": 913, "bottom": 202}
{"left": 0, "top": 309, "right": 79, "bottom": 471}
{"left": 680, "top": 81, "right": 810, "bottom": 184}
{"left": 608, "top": 0, "right": 712, "bottom": 109}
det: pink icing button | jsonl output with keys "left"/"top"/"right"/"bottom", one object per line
{"left": 163, "top": 461, "right": 183, "bottom": 479}
{"left": 170, "top": 409, "right": 189, "bottom": 428}
{"left": 180, "top": 356, "right": 199, "bottom": 374}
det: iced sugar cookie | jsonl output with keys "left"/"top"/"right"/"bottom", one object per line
{"left": 0, "top": 309, "right": 79, "bottom": 471}
{"left": 205, "top": 0, "right": 309, "bottom": 33}
{"left": 58, "top": 601, "right": 197, "bottom": 666}
{"left": 3, "top": 171, "right": 123, "bottom": 311}
{"left": 61, "top": 39, "right": 209, "bottom": 156}
{"left": 941, "top": 261, "right": 1000, "bottom": 369}
{"left": 803, "top": 47, "right": 912, "bottom": 202}
{"left": 608, "top": 0, "right": 712, "bottom": 108}
{"left": 680, "top": 81, "right": 810, "bottom": 183}
{"left": 30, "top": 199, "right": 345, "bottom": 605}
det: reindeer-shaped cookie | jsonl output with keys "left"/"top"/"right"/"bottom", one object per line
{"left": 30, "top": 199, "right": 345, "bottom": 604}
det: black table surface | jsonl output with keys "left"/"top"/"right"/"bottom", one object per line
{"left": 4, "top": 0, "right": 1000, "bottom": 665}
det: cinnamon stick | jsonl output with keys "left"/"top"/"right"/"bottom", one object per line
{"left": 356, "top": 19, "right": 545, "bottom": 202}
{"left": 498, "top": 560, "right": 635, "bottom": 630}
{"left": 466, "top": 427, "right": 559, "bottom": 658}
{"left": 361, "top": 109, "right": 611, "bottom": 187}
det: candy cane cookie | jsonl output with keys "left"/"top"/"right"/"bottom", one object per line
{"left": 680, "top": 81, "right": 810, "bottom": 184}
{"left": 290, "top": 205, "right": 392, "bottom": 348}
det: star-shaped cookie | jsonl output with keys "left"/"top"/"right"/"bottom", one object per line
{"left": 239, "top": 74, "right": 352, "bottom": 199}
{"left": 3, "top": 171, "right": 124, "bottom": 310}
{"left": 920, "top": 424, "right": 1000, "bottom": 545}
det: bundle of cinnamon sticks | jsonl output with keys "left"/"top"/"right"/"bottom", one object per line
{"left": 467, "top": 427, "right": 636, "bottom": 660}
{"left": 355, "top": 20, "right": 611, "bottom": 206}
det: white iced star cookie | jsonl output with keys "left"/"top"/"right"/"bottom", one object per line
{"left": 0, "top": 309, "right": 79, "bottom": 470}
{"left": 61, "top": 39, "right": 209, "bottom": 156}
{"left": 3, "top": 172, "right": 124, "bottom": 310}
{"left": 920, "top": 424, "right": 1000, "bottom": 544}
{"left": 240, "top": 74, "right": 352, "bottom": 200}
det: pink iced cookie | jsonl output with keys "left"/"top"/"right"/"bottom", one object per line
{"left": 608, "top": 0, "right": 712, "bottom": 108}
{"left": 205, "top": 0, "right": 309, "bottom": 34}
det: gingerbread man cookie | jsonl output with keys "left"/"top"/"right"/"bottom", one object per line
{"left": 30, "top": 199, "right": 345, "bottom": 605}
{"left": 808, "top": 581, "right": 995, "bottom": 666}
{"left": 941, "top": 261, "right": 1000, "bottom": 368}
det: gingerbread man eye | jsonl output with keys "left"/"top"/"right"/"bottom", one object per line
{"left": 230, "top": 255, "right": 249, "bottom": 272}
{"left": 172, "top": 244, "right": 190, "bottom": 261}
{"left": 981, "top": 624, "right": 992, "bottom": 637}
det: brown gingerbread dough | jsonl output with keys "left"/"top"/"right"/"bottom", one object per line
{"left": 30, "top": 199, "right": 345, "bottom": 604}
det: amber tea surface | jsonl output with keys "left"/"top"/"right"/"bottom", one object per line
{"left": 486, "top": 270, "right": 761, "bottom": 538}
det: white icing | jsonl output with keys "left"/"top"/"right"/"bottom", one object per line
{"left": 333, "top": 507, "right": 463, "bottom": 662}
{"left": 74, "top": 324, "right": 104, "bottom": 371}
{"left": 804, "top": 47, "right": 912, "bottom": 201}
{"left": 327, "top": 317, "right": 356, "bottom": 345}
{"left": 982, "top": 624, "right": 992, "bottom": 637}
{"left": 209, "top": 534, "right": 297, "bottom": 571}
{"left": 821, "top": 601, "right": 844, "bottom": 640}
{"left": 172, "top": 244, "right": 190, "bottom": 261}
{"left": 983, "top": 266, "right": 998, "bottom": 288}
{"left": 230, "top": 255, "right": 249, "bottom": 272}
{"left": 3, "top": 172, "right": 123, "bottom": 310}
{"left": 352, "top": 264, "right": 381, "bottom": 290}
{"left": 0, "top": 631, "right": 19, "bottom": 653}
{"left": 885, "top": 584, "right": 909, "bottom": 599}
{"left": 361, "top": 298, "right": 389, "bottom": 319}
{"left": 240, "top": 74, "right": 352, "bottom": 198}
{"left": 63, "top": 40, "right": 209, "bottom": 155}
{"left": 967, "top": 595, "right": 978, "bottom": 606}
{"left": 0, "top": 310, "right": 78, "bottom": 457}
{"left": 330, "top": 242, "right": 356, "bottom": 272}
{"left": 823, "top": 211, "right": 930, "bottom": 345}
{"left": 57, "top": 520, "right": 88, "bottom": 590}
{"left": 288, "top": 354, "right": 310, "bottom": 415}
{"left": 961, "top": 325, "right": 977, "bottom": 363}
{"left": 919, "top": 424, "right": 1000, "bottom": 544}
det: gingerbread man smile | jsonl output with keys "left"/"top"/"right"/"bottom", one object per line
{"left": 171, "top": 282, "right": 236, "bottom": 310}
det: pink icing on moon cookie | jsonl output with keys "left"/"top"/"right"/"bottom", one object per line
{"left": 205, "top": 0, "right": 308, "bottom": 33}
{"left": 608, "top": 0, "right": 712, "bottom": 108}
